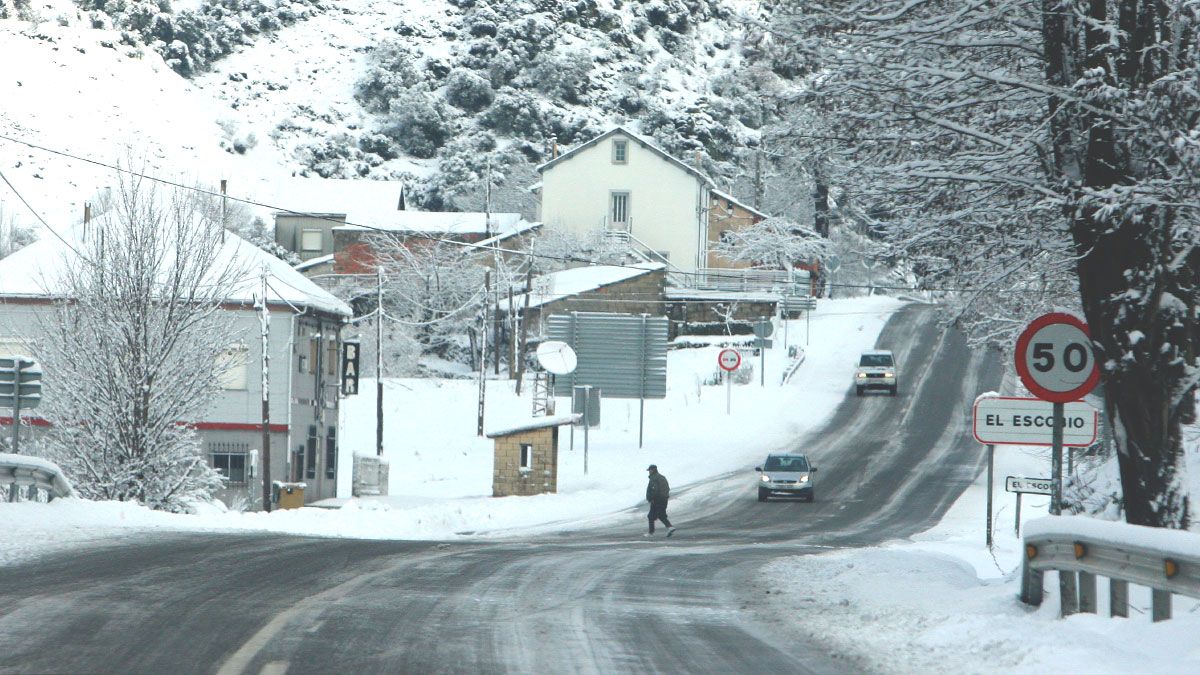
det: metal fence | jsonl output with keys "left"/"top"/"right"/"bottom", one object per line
{"left": 1020, "top": 528, "right": 1200, "bottom": 621}
{"left": 0, "top": 453, "right": 75, "bottom": 502}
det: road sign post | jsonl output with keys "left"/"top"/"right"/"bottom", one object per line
{"left": 1014, "top": 313, "right": 1099, "bottom": 515}
{"left": 754, "top": 317, "right": 773, "bottom": 387}
{"left": 986, "top": 443, "right": 994, "bottom": 548}
{"left": 1005, "top": 476, "right": 1053, "bottom": 534}
{"left": 718, "top": 348, "right": 741, "bottom": 415}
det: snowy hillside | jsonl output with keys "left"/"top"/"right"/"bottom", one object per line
{"left": 1, "top": 0, "right": 782, "bottom": 234}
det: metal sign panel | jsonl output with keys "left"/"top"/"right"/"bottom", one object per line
{"left": 782, "top": 296, "right": 816, "bottom": 313}
{"left": 1006, "top": 476, "right": 1053, "bottom": 495}
{"left": 341, "top": 341, "right": 360, "bottom": 396}
{"left": 973, "top": 397, "right": 1097, "bottom": 447}
{"left": 571, "top": 386, "right": 601, "bottom": 427}
{"left": 546, "top": 313, "right": 668, "bottom": 400}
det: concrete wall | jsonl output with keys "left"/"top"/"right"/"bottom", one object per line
{"left": 492, "top": 427, "right": 559, "bottom": 497}
{"left": 539, "top": 134, "right": 706, "bottom": 272}
{"left": 0, "top": 300, "right": 344, "bottom": 508}
{"left": 527, "top": 269, "right": 667, "bottom": 332}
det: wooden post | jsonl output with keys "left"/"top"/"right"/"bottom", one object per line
{"left": 508, "top": 288, "right": 516, "bottom": 378}
{"left": 1109, "top": 579, "right": 1128, "bottom": 618}
{"left": 1078, "top": 571, "right": 1097, "bottom": 613}
{"left": 376, "top": 266, "right": 384, "bottom": 457}
{"left": 1152, "top": 589, "right": 1172, "bottom": 622}
{"left": 477, "top": 271, "right": 490, "bottom": 437}
{"left": 259, "top": 269, "right": 273, "bottom": 513}
{"left": 1059, "top": 571, "right": 1079, "bottom": 616}
{"left": 514, "top": 269, "right": 533, "bottom": 395}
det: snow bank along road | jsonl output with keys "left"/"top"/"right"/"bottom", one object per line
{"left": 0, "top": 306, "right": 1002, "bottom": 674}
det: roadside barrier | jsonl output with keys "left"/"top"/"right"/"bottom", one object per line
{"left": 1020, "top": 517, "right": 1200, "bottom": 621}
{"left": 0, "top": 453, "right": 75, "bottom": 502}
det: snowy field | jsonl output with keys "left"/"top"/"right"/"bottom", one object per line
{"left": 0, "top": 296, "right": 905, "bottom": 563}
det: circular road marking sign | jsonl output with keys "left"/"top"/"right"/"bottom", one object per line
{"left": 1014, "top": 312, "right": 1099, "bottom": 403}
{"left": 718, "top": 348, "right": 742, "bottom": 372}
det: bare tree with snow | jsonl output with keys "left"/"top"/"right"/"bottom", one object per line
{"left": 711, "top": 215, "right": 829, "bottom": 272}
{"left": 771, "top": 0, "right": 1200, "bottom": 527}
{"left": 33, "top": 175, "right": 242, "bottom": 512}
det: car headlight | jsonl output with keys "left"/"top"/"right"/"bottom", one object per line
{"left": 760, "top": 474, "right": 770, "bottom": 482}
{"left": 799, "top": 475, "right": 809, "bottom": 483}
{"left": 885, "top": 371, "right": 895, "bottom": 378}
{"left": 856, "top": 372, "right": 867, "bottom": 379}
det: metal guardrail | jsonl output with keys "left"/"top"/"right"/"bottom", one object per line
{"left": 0, "top": 453, "right": 75, "bottom": 502}
{"left": 1020, "top": 528, "right": 1200, "bottom": 621}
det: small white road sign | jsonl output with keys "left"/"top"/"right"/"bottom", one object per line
{"left": 1006, "top": 476, "right": 1053, "bottom": 495}
{"left": 1015, "top": 312, "right": 1099, "bottom": 402}
{"left": 718, "top": 348, "right": 742, "bottom": 372}
{"left": 973, "top": 396, "right": 1098, "bottom": 446}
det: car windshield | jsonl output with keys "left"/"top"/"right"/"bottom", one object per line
{"left": 859, "top": 354, "right": 893, "bottom": 367}
{"left": 764, "top": 456, "right": 809, "bottom": 472}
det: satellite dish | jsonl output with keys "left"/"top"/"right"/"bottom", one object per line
{"left": 536, "top": 341, "right": 577, "bottom": 375}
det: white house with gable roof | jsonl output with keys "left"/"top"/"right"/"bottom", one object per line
{"left": 536, "top": 127, "right": 714, "bottom": 274}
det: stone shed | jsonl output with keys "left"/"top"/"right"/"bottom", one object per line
{"left": 487, "top": 413, "right": 580, "bottom": 497}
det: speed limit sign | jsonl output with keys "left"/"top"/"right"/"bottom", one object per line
{"left": 1015, "top": 313, "right": 1099, "bottom": 402}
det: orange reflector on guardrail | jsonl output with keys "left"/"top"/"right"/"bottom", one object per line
{"left": 1073, "top": 542, "right": 1087, "bottom": 559}
{"left": 1165, "top": 559, "right": 1179, "bottom": 579}
{"left": 1026, "top": 544, "right": 1038, "bottom": 560}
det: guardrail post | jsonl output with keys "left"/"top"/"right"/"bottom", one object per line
{"left": 1109, "top": 578, "right": 1128, "bottom": 618}
{"left": 1020, "top": 559, "right": 1044, "bottom": 606}
{"left": 1059, "top": 571, "right": 1079, "bottom": 616}
{"left": 1151, "top": 589, "right": 1172, "bottom": 622}
{"left": 1078, "top": 571, "right": 1097, "bottom": 613}
{"left": 7, "top": 482, "right": 17, "bottom": 503}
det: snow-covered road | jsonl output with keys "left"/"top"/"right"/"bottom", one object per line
{"left": 0, "top": 304, "right": 1006, "bottom": 674}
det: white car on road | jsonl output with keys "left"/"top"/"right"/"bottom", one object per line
{"left": 854, "top": 349, "right": 897, "bottom": 396}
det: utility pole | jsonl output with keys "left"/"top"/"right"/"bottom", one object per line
{"left": 508, "top": 287, "right": 516, "bottom": 378}
{"left": 376, "top": 264, "right": 384, "bottom": 457}
{"left": 514, "top": 267, "right": 533, "bottom": 395}
{"left": 259, "top": 268, "right": 272, "bottom": 512}
{"left": 477, "top": 271, "right": 490, "bottom": 436}
{"left": 493, "top": 280, "right": 501, "bottom": 376}
{"left": 220, "top": 179, "right": 228, "bottom": 243}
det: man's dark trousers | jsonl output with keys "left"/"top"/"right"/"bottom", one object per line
{"left": 648, "top": 500, "right": 672, "bottom": 533}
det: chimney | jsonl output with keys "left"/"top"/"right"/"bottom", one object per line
{"left": 552, "top": 139, "right": 559, "bottom": 159}
{"left": 694, "top": 150, "right": 702, "bottom": 166}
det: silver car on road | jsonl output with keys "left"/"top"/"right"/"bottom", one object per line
{"left": 756, "top": 453, "right": 817, "bottom": 502}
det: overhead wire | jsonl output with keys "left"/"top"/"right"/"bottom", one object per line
{"left": 0, "top": 132, "right": 1049, "bottom": 296}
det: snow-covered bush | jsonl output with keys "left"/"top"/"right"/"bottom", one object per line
{"left": 479, "top": 90, "right": 545, "bottom": 136}
{"left": 356, "top": 41, "right": 426, "bottom": 114}
{"left": 378, "top": 89, "right": 453, "bottom": 159}
{"left": 523, "top": 49, "right": 593, "bottom": 104}
{"left": 443, "top": 68, "right": 495, "bottom": 112}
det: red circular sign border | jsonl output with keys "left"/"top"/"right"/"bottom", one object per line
{"left": 1014, "top": 312, "right": 1100, "bottom": 403}
{"left": 718, "top": 348, "right": 742, "bottom": 372}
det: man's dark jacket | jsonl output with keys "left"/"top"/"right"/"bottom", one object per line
{"left": 646, "top": 472, "right": 670, "bottom": 502}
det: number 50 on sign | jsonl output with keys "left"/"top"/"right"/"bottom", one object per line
{"left": 1015, "top": 312, "right": 1100, "bottom": 403}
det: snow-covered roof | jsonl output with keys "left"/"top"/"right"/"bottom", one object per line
{"left": 537, "top": 126, "right": 715, "bottom": 187}
{"left": 711, "top": 188, "right": 770, "bottom": 220}
{"left": 333, "top": 211, "right": 525, "bottom": 236}
{"left": 506, "top": 262, "right": 665, "bottom": 310}
{"left": 271, "top": 177, "right": 404, "bottom": 222}
{"left": 472, "top": 220, "right": 542, "bottom": 249}
{"left": 0, "top": 224, "right": 352, "bottom": 317}
{"left": 486, "top": 413, "right": 581, "bottom": 438}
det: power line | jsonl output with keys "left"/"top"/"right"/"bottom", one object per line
{"left": 0, "top": 132, "right": 1053, "bottom": 295}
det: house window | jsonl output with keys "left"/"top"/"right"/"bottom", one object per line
{"left": 210, "top": 442, "right": 250, "bottom": 484}
{"left": 326, "top": 340, "right": 338, "bottom": 376}
{"left": 216, "top": 345, "right": 248, "bottom": 390}
{"left": 610, "top": 192, "right": 630, "bottom": 225}
{"left": 519, "top": 443, "right": 533, "bottom": 472}
{"left": 612, "top": 139, "right": 628, "bottom": 164}
{"left": 325, "top": 427, "right": 337, "bottom": 480}
{"left": 300, "top": 229, "right": 323, "bottom": 252}
{"left": 298, "top": 353, "right": 308, "bottom": 374}
{"left": 306, "top": 425, "right": 318, "bottom": 480}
